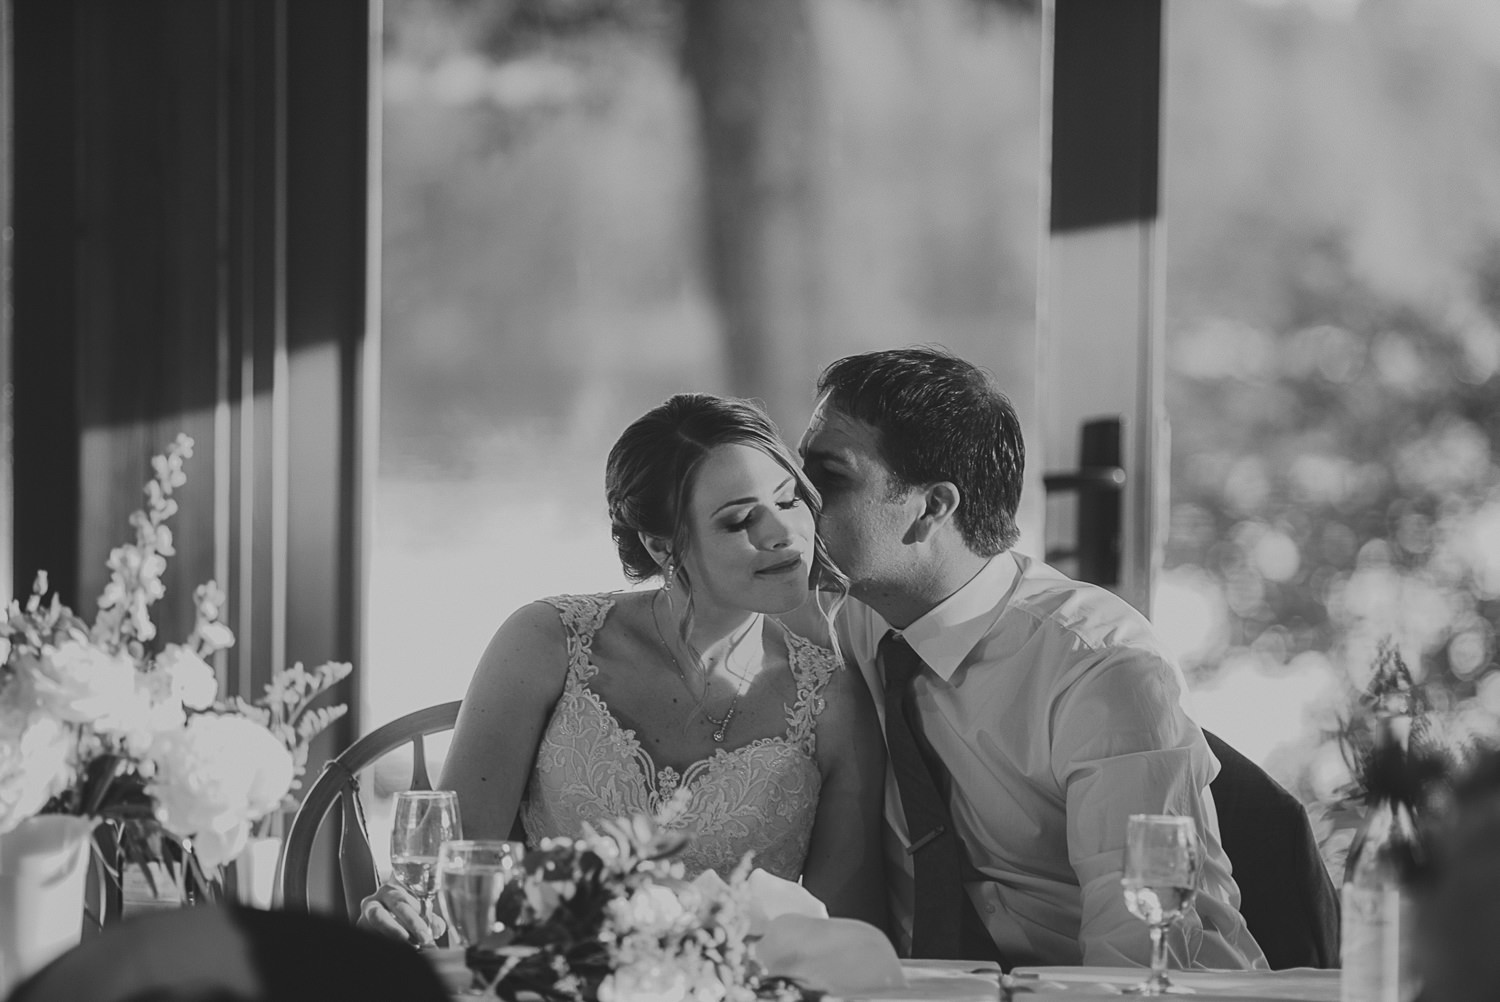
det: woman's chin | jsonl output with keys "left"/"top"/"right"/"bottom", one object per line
{"left": 755, "top": 578, "right": 816, "bottom": 615}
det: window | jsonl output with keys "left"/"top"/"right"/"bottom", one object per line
{"left": 367, "top": 0, "right": 1043, "bottom": 849}
{"left": 1159, "top": 0, "right": 1500, "bottom": 824}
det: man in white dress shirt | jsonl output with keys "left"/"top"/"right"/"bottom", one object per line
{"left": 798, "top": 345, "right": 1266, "bottom": 970}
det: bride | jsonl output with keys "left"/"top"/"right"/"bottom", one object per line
{"left": 360, "top": 394, "right": 888, "bottom": 944}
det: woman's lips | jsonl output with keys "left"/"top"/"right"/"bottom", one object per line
{"left": 758, "top": 555, "right": 805, "bottom": 576}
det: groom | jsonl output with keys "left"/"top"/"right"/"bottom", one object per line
{"left": 798, "top": 345, "right": 1266, "bottom": 970}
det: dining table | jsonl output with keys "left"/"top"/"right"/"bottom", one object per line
{"left": 426, "top": 954, "right": 1343, "bottom": 1002}
{"left": 823, "top": 960, "right": 1341, "bottom": 1002}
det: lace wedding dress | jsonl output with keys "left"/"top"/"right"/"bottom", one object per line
{"left": 519, "top": 593, "right": 836, "bottom": 880}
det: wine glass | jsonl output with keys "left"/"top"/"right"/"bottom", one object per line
{"left": 389, "top": 790, "right": 462, "bottom": 934}
{"left": 437, "top": 839, "right": 526, "bottom": 948}
{"left": 1121, "top": 814, "right": 1203, "bottom": 995}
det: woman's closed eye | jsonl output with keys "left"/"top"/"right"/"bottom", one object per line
{"left": 725, "top": 497, "right": 801, "bottom": 532}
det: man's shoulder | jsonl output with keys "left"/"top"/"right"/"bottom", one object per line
{"left": 1005, "top": 553, "right": 1161, "bottom": 654}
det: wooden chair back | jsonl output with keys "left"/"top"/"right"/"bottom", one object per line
{"left": 277, "top": 701, "right": 462, "bottom": 918}
{"left": 1205, "top": 728, "right": 1341, "bottom": 969}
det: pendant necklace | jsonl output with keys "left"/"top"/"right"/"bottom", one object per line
{"left": 652, "top": 593, "right": 757, "bottom": 743}
{"left": 701, "top": 695, "right": 737, "bottom": 744}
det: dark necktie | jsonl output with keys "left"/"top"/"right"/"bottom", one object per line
{"left": 879, "top": 631, "right": 1002, "bottom": 964}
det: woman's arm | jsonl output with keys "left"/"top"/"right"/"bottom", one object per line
{"left": 360, "top": 600, "right": 567, "bottom": 942}
{"left": 437, "top": 600, "right": 571, "bottom": 839}
{"left": 800, "top": 656, "right": 890, "bottom": 933}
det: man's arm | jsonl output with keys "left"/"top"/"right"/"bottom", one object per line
{"left": 1053, "top": 647, "right": 1267, "bottom": 970}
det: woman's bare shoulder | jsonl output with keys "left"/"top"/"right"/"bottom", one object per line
{"left": 488, "top": 599, "right": 568, "bottom": 647}
{"left": 465, "top": 599, "right": 576, "bottom": 692}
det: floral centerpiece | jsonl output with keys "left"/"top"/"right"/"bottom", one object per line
{"left": 466, "top": 815, "right": 818, "bottom": 1002}
{"left": 1335, "top": 642, "right": 1462, "bottom": 808}
{"left": 1327, "top": 638, "right": 1472, "bottom": 882}
{"left": 0, "top": 434, "right": 346, "bottom": 896}
{"left": 226, "top": 658, "right": 351, "bottom": 838}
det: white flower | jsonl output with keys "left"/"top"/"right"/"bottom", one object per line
{"left": 610, "top": 883, "right": 688, "bottom": 935}
{"left": 598, "top": 962, "right": 691, "bottom": 1002}
{"left": 23, "top": 639, "right": 138, "bottom": 725}
{"left": 0, "top": 706, "right": 75, "bottom": 835}
{"left": 195, "top": 621, "right": 235, "bottom": 654}
{"left": 94, "top": 681, "right": 170, "bottom": 755}
{"left": 155, "top": 645, "right": 219, "bottom": 711}
{"left": 148, "top": 713, "right": 295, "bottom": 868}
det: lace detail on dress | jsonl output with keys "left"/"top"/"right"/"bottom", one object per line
{"left": 518, "top": 593, "right": 838, "bottom": 881}
{"left": 780, "top": 629, "right": 835, "bottom": 754}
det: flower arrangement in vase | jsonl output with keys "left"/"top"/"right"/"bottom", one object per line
{"left": 0, "top": 435, "right": 345, "bottom": 905}
{"left": 1333, "top": 640, "right": 1462, "bottom": 853}
{"left": 1331, "top": 639, "right": 1472, "bottom": 1002}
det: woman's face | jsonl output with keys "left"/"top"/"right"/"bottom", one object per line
{"left": 677, "top": 443, "right": 817, "bottom": 617}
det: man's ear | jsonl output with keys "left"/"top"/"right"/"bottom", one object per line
{"left": 910, "top": 482, "right": 961, "bottom": 542}
{"left": 639, "top": 532, "right": 672, "bottom": 570}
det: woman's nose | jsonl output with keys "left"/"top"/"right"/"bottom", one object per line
{"left": 755, "top": 508, "right": 797, "bottom": 549}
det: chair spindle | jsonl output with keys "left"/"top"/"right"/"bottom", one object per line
{"left": 410, "top": 735, "right": 432, "bottom": 791}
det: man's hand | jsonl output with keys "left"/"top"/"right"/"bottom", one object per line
{"left": 357, "top": 880, "right": 447, "bottom": 947}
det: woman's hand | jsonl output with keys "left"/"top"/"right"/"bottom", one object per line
{"left": 357, "top": 880, "right": 447, "bottom": 947}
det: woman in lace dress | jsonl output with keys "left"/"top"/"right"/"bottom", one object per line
{"left": 362, "top": 394, "right": 887, "bottom": 944}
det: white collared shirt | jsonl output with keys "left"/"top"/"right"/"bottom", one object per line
{"left": 844, "top": 551, "right": 1267, "bottom": 969}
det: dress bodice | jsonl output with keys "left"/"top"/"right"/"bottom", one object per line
{"left": 518, "top": 593, "right": 836, "bottom": 881}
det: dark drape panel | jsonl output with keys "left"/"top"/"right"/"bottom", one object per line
{"left": 12, "top": 0, "right": 81, "bottom": 606}
{"left": 10, "top": 0, "right": 375, "bottom": 911}
{"left": 1049, "top": 0, "right": 1161, "bottom": 232}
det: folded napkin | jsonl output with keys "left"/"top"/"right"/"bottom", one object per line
{"left": 690, "top": 867, "right": 904, "bottom": 994}
{"left": 689, "top": 866, "right": 829, "bottom": 938}
{"left": 754, "top": 913, "right": 907, "bottom": 995}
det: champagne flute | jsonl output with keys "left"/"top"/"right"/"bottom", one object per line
{"left": 390, "top": 790, "right": 462, "bottom": 934}
{"left": 437, "top": 839, "right": 526, "bottom": 948}
{"left": 1121, "top": 814, "right": 1203, "bottom": 995}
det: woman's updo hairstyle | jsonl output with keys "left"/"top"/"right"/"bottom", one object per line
{"left": 604, "top": 393, "right": 846, "bottom": 604}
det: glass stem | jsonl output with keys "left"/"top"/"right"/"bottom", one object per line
{"left": 1148, "top": 923, "right": 1170, "bottom": 993}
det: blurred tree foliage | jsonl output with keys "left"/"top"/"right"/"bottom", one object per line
{"left": 376, "top": 0, "right": 1500, "bottom": 805}
{"left": 1160, "top": 0, "right": 1500, "bottom": 808}
{"left": 1166, "top": 231, "right": 1500, "bottom": 687}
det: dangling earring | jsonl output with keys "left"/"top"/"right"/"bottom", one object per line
{"left": 662, "top": 557, "right": 675, "bottom": 592}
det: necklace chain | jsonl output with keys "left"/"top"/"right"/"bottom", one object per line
{"left": 651, "top": 592, "right": 756, "bottom": 743}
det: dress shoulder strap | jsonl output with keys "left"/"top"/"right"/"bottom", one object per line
{"left": 777, "top": 623, "right": 838, "bottom": 754}
{"left": 538, "top": 593, "right": 614, "bottom": 683}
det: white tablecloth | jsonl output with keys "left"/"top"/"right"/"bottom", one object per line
{"left": 429, "top": 952, "right": 1340, "bottom": 1002}
{"left": 843, "top": 959, "right": 1003, "bottom": 1001}
{"left": 1004, "top": 966, "right": 1340, "bottom": 1002}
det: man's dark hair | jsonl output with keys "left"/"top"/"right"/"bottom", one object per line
{"left": 815, "top": 345, "right": 1024, "bottom": 555}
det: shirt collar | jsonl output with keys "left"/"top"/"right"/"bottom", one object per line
{"left": 896, "top": 552, "right": 1020, "bottom": 682}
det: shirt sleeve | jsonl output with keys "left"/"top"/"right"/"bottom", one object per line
{"left": 1051, "top": 645, "right": 1268, "bottom": 970}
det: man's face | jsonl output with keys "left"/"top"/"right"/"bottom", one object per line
{"left": 798, "top": 394, "right": 922, "bottom": 599}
